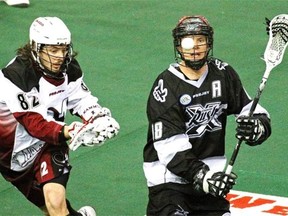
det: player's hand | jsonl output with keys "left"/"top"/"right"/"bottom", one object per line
{"left": 204, "top": 171, "right": 237, "bottom": 197}
{"left": 67, "top": 121, "right": 85, "bottom": 139}
{"left": 192, "top": 165, "right": 237, "bottom": 197}
{"left": 67, "top": 116, "right": 119, "bottom": 151}
{"left": 67, "top": 121, "right": 95, "bottom": 151}
{"left": 235, "top": 115, "right": 265, "bottom": 146}
{"left": 87, "top": 116, "right": 120, "bottom": 146}
{"left": 83, "top": 106, "right": 111, "bottom": 124}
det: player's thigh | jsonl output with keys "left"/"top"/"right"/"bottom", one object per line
{"left": 146, "top": 186, "right": 189, "bottom": 216}
{"left": 147, "top": 184, "right": 230, "bottom": 216}
{"left": 10, "top": 172, "right": 46, "bottom": 207}
{"left": 34, "top": 144, "right": 71, "bottom": 184}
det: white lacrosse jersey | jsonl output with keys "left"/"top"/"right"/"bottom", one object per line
{"left": 0, "top": 56, "right": 100, "bottom": 172}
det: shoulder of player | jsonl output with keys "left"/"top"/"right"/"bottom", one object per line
{"left": 208, "top": 57, "right": 231, "bottom": 70}
{"left": 208, "top": 57, "right": 240, "bottom": 79}
{"left": 1, "top": 56, "right": 40, "bottom": 92}
{"left": 159, "top": 63, "right": 185, "bottom": 81}
{"left": 151, "top": 67, "right": 178, "bottom": 88}
{"left": 66, "top": 58, "right": 83, "bottom": 82}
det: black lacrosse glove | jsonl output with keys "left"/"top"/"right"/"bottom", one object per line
{"left": 192, "top": 165, "right": 237, "bottom": 198}
{"left": 235, "top": 115, "right": 266, "bottom": 146}
{"left": 206, "top": 171, "right": 237, "bottom": 197}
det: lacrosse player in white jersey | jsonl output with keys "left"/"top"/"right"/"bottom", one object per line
{"left": 0, "top": 16, "right": 119, "bottom": 216}
{"left": 0, "top": 0, "right": 29, "bottom": 7}
{"left": 143, "top": 15, "right": 271, "bottom": 216}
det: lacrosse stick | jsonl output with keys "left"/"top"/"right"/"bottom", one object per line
{"left": 225, "top": 14, "right": 288, "bottom": 174}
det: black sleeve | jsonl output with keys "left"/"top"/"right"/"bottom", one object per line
{"left": 147, "top": 73, "right": 186, "bottom": 141}
{"left": 167, "top": 149, "right": 207, "bottom": 182}
{"left": 224, "top": 65, "right": 251, "bottom": 115}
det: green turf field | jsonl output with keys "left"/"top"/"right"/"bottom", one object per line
{"left": 0, "top": 0, "right": 287, "bottom": 215}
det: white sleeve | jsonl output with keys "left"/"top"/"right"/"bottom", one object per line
{"left": 236, "top": 101, "right": 270, "bottom": 118}
{"left": 67, "top": 76, "right": 103, "bottom": 121}
{"left": 154, "top": 134, "right": 192, "bottom": 166}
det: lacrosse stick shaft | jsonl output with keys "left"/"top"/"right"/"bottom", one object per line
{"left": 226, "top": 14, "right": 288, "bottom": 174}
{"left": 225, "top": 67, "right": 272, "bottom": 175}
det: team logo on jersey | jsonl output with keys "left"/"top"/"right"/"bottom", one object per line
{"left": 11, "top": 142, "right": 45, "bottom": 171}
{"left": 153, "top": 79, "right": 168, "bottom": 102}
{"left": 52, "top": 152, "right": 69, "bottom": 167}
{"left": 214, "top": 59, "right": 228, "bottom": 70}
{"left": 179, "top": 94, "right": 192, "bottom": 106}
{"left": 174, "top": 205, "right": 189, "bottom": 216}
{"left": 185, "top": 102, "right": 227, "bottom": 137}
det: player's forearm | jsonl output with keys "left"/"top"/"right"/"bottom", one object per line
{"left": 14, "top": 111, "right": 67, "bottom": 144}
{"left": 167, "top": 152, "right": 206, "bottom": 182}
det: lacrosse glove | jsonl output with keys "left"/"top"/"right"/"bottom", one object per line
{"left": 235, "top": 115, "right": 269, "bottom": 146}
{"left": 86, "top": 115, "right": 120, "bottom": 146}
{"left": 67, "top": 121, "right": 95, "bottom": 151}
{"left": 67, "top": 116, "right": 120, "bottom": 151}
{"left": 82, "top": 106, "right": 112, "bottom": 124}
{"left": 192, "top": 165, "right": 237, "bottom": 198}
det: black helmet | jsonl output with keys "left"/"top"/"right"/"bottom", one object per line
{"left": 172, "top": 15, "right": 214, "bottom": 70}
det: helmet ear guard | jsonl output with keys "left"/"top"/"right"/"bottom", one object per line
{"left": 172, "top": 15, "right": 214, "bottom": 70}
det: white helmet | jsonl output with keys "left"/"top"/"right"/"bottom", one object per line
{"left": 29, "top": 17, "right": 73, "bottom": 79}
{"left": 29, "top": 16, "right": 71, "bottom": 45}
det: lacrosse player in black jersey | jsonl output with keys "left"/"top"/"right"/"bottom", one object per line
{"left": 0, "top": 17, "right": 119, "bottom": 216}
{"left": 143, "top": 15, "right": 271, "bottom": 216}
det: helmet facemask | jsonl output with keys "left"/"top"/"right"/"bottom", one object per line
{"left": 172, "top": 16, "right": 214, "bottom": 70}
{"left": 29, "top": 17, "right": 73, "bottom": 79}
{"left": 31, "top": 42, "right": 73, "bottom": 79}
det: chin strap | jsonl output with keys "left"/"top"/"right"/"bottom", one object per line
{"left": 184, "top": 58, "right": 207, "bottom": 70}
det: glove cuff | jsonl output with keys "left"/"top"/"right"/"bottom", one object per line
{"left": 59, "top": 126, "right": 69, "bottom": 142}
{"left": 202, "top": 170, "right": 214, "bottom": 194}
{"left": 191, "top": 164, "right": 209, "bottom": 194}
{"left": 255, "top": 114, "right": 271, "bottom": 144}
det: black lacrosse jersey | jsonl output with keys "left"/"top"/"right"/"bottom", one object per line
{"left": 143, "top": 58, "right": 269, "bottom": 187}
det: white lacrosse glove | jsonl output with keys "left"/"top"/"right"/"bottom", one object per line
{"left": 67, "top": 121, "right": 96, "bottom": 151}
{"left": 68, "top": 116, "right": 120, "bottom": 151}
{"left": 87, "top": 116, "right": 120, "bottom": 147}
{"left": 82, "top": 106, "right": 111, "bottom": 123}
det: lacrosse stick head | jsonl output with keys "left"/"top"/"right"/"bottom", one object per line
{"left": 264, "top": 14, "right": 288, "bottom": 67}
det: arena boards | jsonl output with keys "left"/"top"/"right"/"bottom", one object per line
{"left": 228, "top": 190, "right": 288, "bottom": 215}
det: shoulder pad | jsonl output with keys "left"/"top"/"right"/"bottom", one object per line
{"left": 67, "top": 59, "right": 83, "bottom": 83}
{"left": 208, "top": 57, "right": 229, "bottom": 71}
{"left": 2, "top": 56, "right": 40, "bottom": 92}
